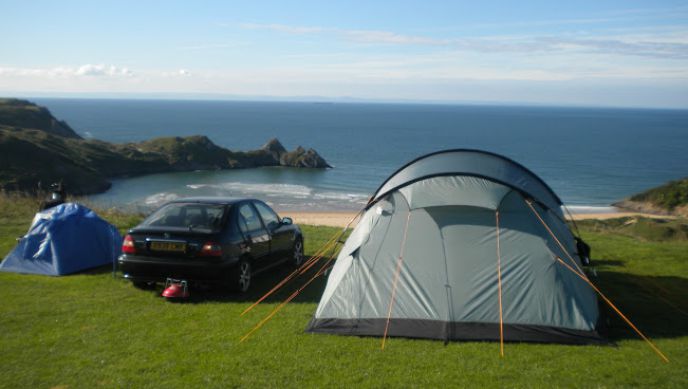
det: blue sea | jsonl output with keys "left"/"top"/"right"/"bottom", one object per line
{"left": 34, "top": 98, "right": 688, "bottom": 213}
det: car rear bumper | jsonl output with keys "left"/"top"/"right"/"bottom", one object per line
{"left": 118, "top": 254, "right": 240, "bottom": 283}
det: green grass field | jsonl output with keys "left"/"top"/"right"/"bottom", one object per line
{"left": 0, "top": 196, "right": 686, "bottom": 388}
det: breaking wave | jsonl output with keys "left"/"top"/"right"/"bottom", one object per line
{"left": 181, "top": 181, "right": 368, "bottom": 211}
{"left": 143, "top": 192, "right": 180, "bottom": 206}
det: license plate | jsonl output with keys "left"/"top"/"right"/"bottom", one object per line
{"left": 150, "top": 241, "right": 186, "bottom": 252}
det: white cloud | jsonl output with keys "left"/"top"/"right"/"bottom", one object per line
{"left": 75, "top": 64, "right": 133, "bottom": 77}
{"left": 387, "top": 31, "right": 688, "bottom": 59}
{"left": 236, "top": 22, "right": 688, "bottom": 59}
{"left": 2, "top": 23, "right": 687, "bottom": 108}
{"left": 0, "top": 64, "right": 134, "bottom": 78}
{"left": 2, "top": 64, "right": 686, "bottom": 108}
{"left": 533, "top": 36, "right": 688, "bottom": 59}
{"left": 237, "top": 23, "right": 444, "bottom": 46}
{"left": 158, "top": 69, "right": 192, "bottom": 77}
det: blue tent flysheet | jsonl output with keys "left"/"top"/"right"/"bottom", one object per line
{"left": 0, "top": 203, "right": 122, "bottom": 275}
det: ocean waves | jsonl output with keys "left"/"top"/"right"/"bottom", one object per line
{"left": 155, "top": 181, "right": 371, "bottom": 211}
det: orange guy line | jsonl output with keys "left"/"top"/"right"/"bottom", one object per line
{"left": 555, "top": 257, "right": 669, "bottom": 363}
{"left": 381, "top": 211, "right": 412, "bottom": 350}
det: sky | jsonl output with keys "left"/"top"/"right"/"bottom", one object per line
{"left": 1, "top": 0, "right": 687, "bottom": 108}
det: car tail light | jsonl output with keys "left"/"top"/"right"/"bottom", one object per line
{"left": 122, "top": 235, "right": 136, "bottom": 254}
{"left": 199, "top": 242, "right": 222, "bottom": 257}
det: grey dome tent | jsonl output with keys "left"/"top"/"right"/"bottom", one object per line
{"left": 306, "top": 149, "right": 605, "bottom": 344}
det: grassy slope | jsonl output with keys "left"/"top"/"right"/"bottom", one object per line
{"left": 0, "top": 128, "right": 329, "bottom": 195}
{"left": 576, "top": 217, "right": 688, "bottom": 242}
{"left": 0, "top": 197, "right": 686, "bottom": 388}
{"left": 0, "top": 99, "right": 331, "bottom": 194}
{"left": 0, "top": 128, "right": 115, "bottom": 193}
{"left": 630, "top": 178, "right": 688, "bottom": 211}
{"left": 0, "top": 98, "right": 80, "bottom": 139}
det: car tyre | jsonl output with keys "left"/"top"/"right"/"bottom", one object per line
{"left": 232, "top": 259, "right": 252, "bottom": 293}
{"left": 293, "top": 238, "right": 305, "bottom": 267}
{"left": 132, "top": 280, "right": 155, "bottom": 289}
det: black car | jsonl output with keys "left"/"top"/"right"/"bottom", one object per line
{"left": 118, "top": 197, "right": 304, "bottom": 293}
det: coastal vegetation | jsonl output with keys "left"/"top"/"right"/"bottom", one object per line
{"left": 0, "top": 194, "right": 686, "bottom": 387}
{"left": 1, "top": 99, "right": 685, "bottom": 386}
{"left": 0, "top": 99, "right": 330, "bottom": 195}
{"left": 576, "top": 217, "right": 688, "bottom": 242}
{"left": 615, "top": 177, "right": 688, "bottom": 217}
{"left": 0, "top": 98, "right": 81, "bottom": 139}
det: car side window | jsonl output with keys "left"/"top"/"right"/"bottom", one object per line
{"left": 236, "top": 213, "right": 249, "bottom": 236}
{"left": 254, "top": 201, "right": 280, "bottom": 230}
{"left": 238, "top": 203, "right": 264, "bottom": 234}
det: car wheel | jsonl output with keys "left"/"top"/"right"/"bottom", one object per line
{"left": 233, "top": 260, "right": 252, "bottom": 293}
{"left": 132, "top": 280, "right": 155, "bottom": 289}
{"left": 293, "top": 238, "right": 305, "bottom": 267}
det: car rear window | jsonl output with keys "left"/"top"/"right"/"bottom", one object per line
{"left": 142, "top": 203, "right": 227, "bottom": 232}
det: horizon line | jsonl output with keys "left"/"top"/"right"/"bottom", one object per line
{"left": 3, "top": 92, "right": 687, "bottom": 111}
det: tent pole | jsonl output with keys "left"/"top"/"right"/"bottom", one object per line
{"left": 496, "top": 211, "right": 505, "bottom": 358}
{"left": 438, "top": 220, "right": 453, "bottom": 345}
{"left": 381, "top": 210, "right": 412, "bottom": 350}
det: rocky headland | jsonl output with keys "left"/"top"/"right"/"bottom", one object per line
{"left": 0, "top": 98, "right": 331, "bottom": 195}
{"left": 613, "top": 177, "right": 688, "bottom": 218}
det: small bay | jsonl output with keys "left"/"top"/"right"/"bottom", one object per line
{"left": 34, "top": 98, "right": 688, "bottom": 211}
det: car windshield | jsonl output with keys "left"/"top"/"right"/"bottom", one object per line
{"left": 141, "top": 203, "right": 227, "bottom": 232}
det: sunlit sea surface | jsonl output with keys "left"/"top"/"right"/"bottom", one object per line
{"left": 35, "top": 98, "right": 688, "bottom": 213}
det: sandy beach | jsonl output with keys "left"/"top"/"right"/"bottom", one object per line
{"left": 282, "top": 210, "right": 362, "bottom": 228}
{"left": 282, "top": 209, "right": 673, "bottom": 228}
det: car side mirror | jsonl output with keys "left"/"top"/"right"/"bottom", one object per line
{"left": 281, "top": 217, "right": 293, "bottom": 225}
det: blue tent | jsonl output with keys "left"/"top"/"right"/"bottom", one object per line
{"left": 0, "top": 203, "right": 122, "bottom": 275}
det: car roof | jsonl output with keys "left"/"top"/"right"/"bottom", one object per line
{"left": 167, "top": 197, "right": 260, "bottom": 206}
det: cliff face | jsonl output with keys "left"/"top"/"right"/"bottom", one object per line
{"left": 0, "top": 98, "right": 81, "bottom": 139}
{"left": 0, "top": 99, "right": 331, "bottom": 195}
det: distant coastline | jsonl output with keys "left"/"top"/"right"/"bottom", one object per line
{"left": 0, "top": 99, "right": 331, "bottom": 196}
{"left": 4, "top": 98, "right": 686, "bottom": 212}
